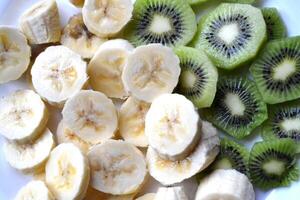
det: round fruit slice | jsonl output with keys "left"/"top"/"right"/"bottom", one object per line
{"left": 87, "top": 140, "right": 147, "bottom": 195}
{"left": 15, "top": 180, "right": 54, "bottom": 200}
{"left": 155, "top": 186, "right": 188, "bottom": 200}
{"left": 0, "top": 89, "right": 48, "bottom": 142}
{"left": 135, "top": 193, "right": 156, "bottom": 200}
{"left": 0, "top": 26, "right": 31, "bottom": 84}
{"left": 85, "top": 186, "right": 136, "bottom": 200}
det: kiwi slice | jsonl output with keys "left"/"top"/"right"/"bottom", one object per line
{"left": 261, "top": 8, "right": 286, "bottom": 41}
{"left": 224, "top": 0, "right": 255, "bottom": 3}
{"left": 191, "top": 3, "right": 266, "bottom": 70}
{"left": 123, "top": 0, "right": 197, "bottom": 47}
{"left": 249, "top": 139, "right": 299, "bottom": 189}
{"left": 203, "top": 77, "right": 268, "bottom": 139}
{"left": 174, "top": 46, "right": 218, "bottom": 108}
{"left": 250, "top": 36, "right": 300, "bottom": 104}
{"left": 188, "top": 0, "right": 208, "bottom": 5}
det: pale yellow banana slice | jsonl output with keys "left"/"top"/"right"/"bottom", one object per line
{"left": 135, "top": 193, "right": 156, "bottom": 200}
{"left": 14, "top": 180, "right": 55, "bottom": 200}
{"left": 145, "top": 93, "right": 201, "bottom": 160}
{"left": 119, "top": 97, "right": 150, "bottom": 147}
{"left": 45, "top": 143, "right": 90, "bottom": 200}
{"left": 85, "top": 186, "right": 136, "bottom": 200}
{"left": 87, "top": 140, "right": 147, "bottom": 195}
{"left": 4, "top": 128, "right": 54, "bottom": 173}
{"left": 0, "top": 26, "right": 31, "bottom": 84}
{"left": 0, "top": 90, "right": 48, "bottom": 143}
{"left": 122, "top": 44, "right": 180, "bottom": 103}
{"left": 88, "top": 39, "right": 133, "bottom": 99}
{"left": 82, "top": 0, "right": 133, "bottom": 37}
{"left": 155, "top": 187, "right": 188, "bottom": 200}
{"left": 19, "top": 0, "right": 61, "bottom": 44}
{"left": 195, "top": 169, "right": 255, "bottom": 200}
{"left": 69, "top": 0, "right": 85, "bottom": 7}
{"left": 62, "top": 90, "right": 118, "bottom": 145}
{"left": 147, "top": 121, "right": 220, "bottom": 185}
{"left": 31, "top": 45, "right": 87, "bottom": 107}
{"left": 61, "top": 14, "right": 107, "bottom": 59}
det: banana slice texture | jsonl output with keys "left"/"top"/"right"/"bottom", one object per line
{"left": 122, "top": 44, "right": 181, "bottom": 103}
{"left": 119, "top": 97, "right": 150, "bottom": 147}
{"left": 155, "top": 186, "right": 188, "bottom": 200}
{"left": 0, "top": 89, "right": 48, "bottom": 142}
{"left": 88, "top": 39, "right": 133, "bottom": 99}
{"left": 85, "top": 186, "right": 136, "bottom": 200}
{"left": 15, "top": 180, "right": 55, "bottom": 200}
{"left": 0, "top": 26, "right": 31, "bottom": 84}
{"left": 145, "top": 93, "right": 201, "bottom": 160}
{"left": 135, "top": 193, "right": 156, "bottom": 200}
{"left": 147, "top": 121, "right": 220, "bottom": 185}
{"left": 61, "top": 14, "right": 107, "bottom": 59}
{"left": 195, "top": 169, "right": 255, "bottom": 200}
{"left": 31, "top": 45, "right": 87, "bottom": 107}
{"left": 4, "top": 128, "right": 54, "bottom": 173}
{"left": 69, "top": 0, "right": 85, "bottom": 7}
{"left": 87, "top": 140, "right": 147, "bottom": 195}
{"left": 20, "top": 0, "right": 61, "bottom": 44}
{"left": 62, "top": 90, "right": 118, "bottom": 145}
{"left": 45, "top": 143, "right": 90, "bottom": 200}
{"left": 82, "top": 0, "right": 133, "bottom": 37}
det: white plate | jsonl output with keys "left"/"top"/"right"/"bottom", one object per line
{"left": 0, "top": 0, "right": 300, "bottom": 199}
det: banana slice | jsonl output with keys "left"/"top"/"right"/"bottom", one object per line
{"left": 61, "top": 14, "right": 107, "bottom": 59}
{"left": 15, "top": 180, "right": 55, "bottom": 200}
{"left": 195, "top": 169, "right": 255, "bottom": 200}
{"left": 4, "top": 128, "right": 54, "bottom": 173}
{"left": 69, "top": 0, "right": 85, "bottom": 7}
{"left": 45, "top": 143, "right": 90, "bottom": 200}
{"left": 31, "top": 45, "right": 87, "bottom": 107}
{"left": 85, "top": 186, "right": 136, "bottom": 200}
{"left": 19, "top": 0, "right": 61, "bottom": 44}
{"left": 0, "top": 89, "right": 48, "bottom": 143}
{"left": 145, "top": 93, "right": 201, "bottom": 160}
{"left": 87, "top": 140, "right": 147, "bottom": 195}
{"left": 82, "top": 0, "right": 133, "bottom": 37}
{"left": 0, "top": 26, "right": 31, "bottom": 84}
{"left": 119, "top": 97, "right": 150, "bottom": 147}
{"left": 135, "top": 193, "right": 156, "bottom": 200}
{"left": 62, "top": 90, "right": 118, "bottom": 145}
{"left": 122, "top": 44, "right": 181, "bottom": 103}
{"left": 155, "top": 186, "right": 188, "bottom": 200}
{"left": 88, "top": 39, "right": 133, "bottom": 99}
{"left": 147, "top": 121, "right": 220, "bottom": 185}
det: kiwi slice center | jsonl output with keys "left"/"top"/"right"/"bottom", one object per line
{"left": 262, "top": 159, "right": 285, "bottom": 176}
{"left": 280, "top": 118, "right": 300, "bottom": 132}
{"left": 273, "top": 60, "right": 297, "bottom": 81}
{"left": 217, "top": 23, "right": 240, "bottom": 45}
{"left": 149, "top": 15, "right": 172, "bottom": 34}
{"left": 224, "top": 93, "right": 246, "bottom": 116}
{"left": 180, "top": 70, "right": 197, "bottom": 88}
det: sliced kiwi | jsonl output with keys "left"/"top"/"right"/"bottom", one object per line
{"left": 203, "top": 77, "right": 268, "bottom": 139}
{"left": 187, "top": 0, "right": 208, "bottom": 5}
{"left": 191, "top": 3, "right": 266, "bottom": 70}
{"left": 261, "top": 8, "right": 286, "bottom": 41}
{"left": 123, "top": 0, "right": 197, "bottom": 47}
{"left": 250, "top": 36, "right": 300, "bottom": 104}
{"left": 174, "top": 46, "right": 218, "bottom": 108}
{"left": 249, "top": 139, "right": 299, "bottom": 189}
{"left": 224, "top": 0, "right": 255, "bottom": 3}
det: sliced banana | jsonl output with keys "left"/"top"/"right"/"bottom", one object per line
{"left": 147, "top": 121, "right": 220, "bottom": 185}
{"left": 155, "top": 186, "right": 188, "bottom": 200}
{"left": 4, "top": 128, "right": 54, "bottom": 173}
{"left": 15, "top": 180, "right": 54, "bottom": 200}
{"left": 61, "top": 14, "right": 107, "bottom": 59}
{"left": 145, "top": 93, "right": 201, "bottom": 160}
{"left": 122, "top": 44, "right": 180, "bottom": 103}
{"left": 0, "top": 26, "right": 31, "bottom": 84}
{"left": 195, "top": 169, "right": 255, "bottom": 200}
{"left": 45, "top": 143, "right": 90, "bottom": 200}
{"left": 19, "top": 0, "right": 61, "bottom": 44}
{"left": 82, "top": 0, "right": 133, "bottom": 37}
{"left": 85, "top": 186, "right": 135, "bottom": 200}
{"left": 0, "top": 89, "right": 48, "bottom": 142}
{"left": 88, "top": 39, "right": 133, "bottom": 99}
{"left": 62, "top": 90, "right": 118, "bottom": 145}
{"left": 69, "top": 0, "right": 85, "bottom": 7}
{"left": 31, "top": 45, "right": 87, "bottom": 107}
{"left": 135, "top": 193, "right": 156, "bottom": 200}
{"left": 119, "top": 97, "right": 150, "bottom": 147}
{"left": 87, "top": 140, "right": 147, "bottom": 195}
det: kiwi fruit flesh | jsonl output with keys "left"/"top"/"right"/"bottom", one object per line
{"left": 203, "top": 77, "right": 268, "bottom": 139}
{"left": 123, "top": 0, "right": 197, "bottom": 47}
{"left": 174, "top": 46, "right": 218, "bottom": 108}
{"left": 249, "top": 139, "right": 299, "bottom": 189}
{"left": 250, "top": 36, "right": 300, "bottom": 104}
{"left": 188, "top": 0, "right": 208, "bottom": 5}
{"left": 261, "top": 7, "right": 286, "bottom": 41}
{"left": 224, "top": 0, "right": 255, "bottom": 3}
{"left": 192, "top": 3, "right": 266, "bottom": 70}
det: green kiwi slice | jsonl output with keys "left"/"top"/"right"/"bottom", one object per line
{"left": 123, "top": 0, "right": 197, "bottom": 47}
{"left": 224, "top": 0, "right": 255, "bottom": 3}
{"left": 187, "top": 0, "right": 208, "bottom": 5}
{"left": 250, "top": 36, "right": 300, "bottom": 104}
{"left": 261, "top": 7, "right": 287, "bottom": 40}
{"left": 192, "top": 3, "right": 266, "bottom": 70}
{"left": 203, "top": 77, "right": 268, "bottom": 139}
{"left": 174, "top": 46, "right": 218, "bottom": 108}
{"left": 249, "top": 139, "right": 299, "bottom": 189}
